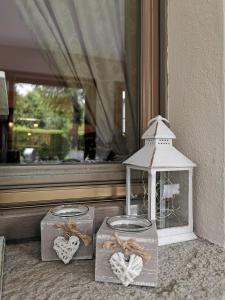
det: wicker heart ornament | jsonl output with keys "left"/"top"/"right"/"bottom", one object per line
{"left": 53, "top": 235, "right": 80, "bottom": 264}
{"left": 109, "top": 252, "right": 143, "bottom": 286}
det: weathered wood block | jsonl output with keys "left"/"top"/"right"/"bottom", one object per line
{"left": 95, "top": 216, "right": 158, "bottom": 287}
{"left": 41, "top": 205, "right": 94, "bottom": 261}
{"left": 0, "top": 236, "right": 5, "bottom": 300}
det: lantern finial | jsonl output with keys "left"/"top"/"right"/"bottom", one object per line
{"left": 147, "top": 115, "right": 169, "bottom": 127}
{"left": 142, "top": 115, "right": 176, "bottom": 141}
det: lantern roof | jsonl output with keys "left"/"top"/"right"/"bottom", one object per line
{"left": 123, "top": 115, "right": 196, "bottom": 169}
{"left": 142, "top": 115, "right": 176, "bottom": 140}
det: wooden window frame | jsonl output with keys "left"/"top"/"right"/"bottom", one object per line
{"left": 0, "top": 0, "right": 159, "bottom": 207}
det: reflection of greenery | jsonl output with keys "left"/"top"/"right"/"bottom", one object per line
{"left": 13, "top": 128, "right": 71, "bottom": 160}
{"left": 14, "top": 84, "right": 83, "bottom": 130}
{"left": 14, "top": 126, "right": 64, "bottom": 135}
{"left": 39, "top": 143, "right": 49, "bottom": 160}
{"left": 13, "top": 84, "right": 85, "bottom": 161}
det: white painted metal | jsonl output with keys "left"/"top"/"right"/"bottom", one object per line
{"left": 158, "top": 232, "right": 197, "bottom": 246}
{"left": 124, "top": 141, "right": 196, "bottom": 169}
{"left": 147, "top": 171, "right": 151, "bottom": 219}
{"left": 188, "top": 169, "right": 194, "bottom": 230}
{"left": 123, "top": 115, "right": 196, "bottom": 169}
{"left": 123, "top": 115, "right": 196, "bottom": 245}
{"left": 159, "top": 172, "right": 166, "bottom": 229}
{"left": 142, "top": 115, "right": 176, "bottom": 140}
{"left": 158, "top": 224, "right": 193, "bottom": 236}
{"left": 126, "top": 167, "right": 131, "bottom": 215}
{"left": 150, "top": 170, "right": 156, "bottom": 220}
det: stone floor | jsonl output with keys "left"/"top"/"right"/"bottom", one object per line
{"left": 2, "top": 238, "right": 225, "bottom": 300}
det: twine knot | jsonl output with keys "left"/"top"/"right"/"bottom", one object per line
{"left": 55, "top": 222, "right": 92, "bottom": 246}
{"left": 102, "top": 233, "right": 151, "bottom": 264}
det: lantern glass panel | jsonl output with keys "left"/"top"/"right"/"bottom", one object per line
{"left": 156, "top": 170, "right": 189, "bottom": 229}
{"left": 130, "top": 169, "right": 149, "bottom": 216}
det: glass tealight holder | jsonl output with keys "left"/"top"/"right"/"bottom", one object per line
{"left": 41, "top": 204, "right": 94, "bottom": 261}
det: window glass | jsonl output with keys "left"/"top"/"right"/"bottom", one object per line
{"left": 130, "top": 169, "right": 149, "bottom": 216}
{"left": 0, "top": 0, "right": 140, "bottom": 164}
{"left": 156, "top": 171, "right": 189, "bottom": 229}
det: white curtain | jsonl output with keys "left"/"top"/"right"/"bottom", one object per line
{"left": 16, "top": 0, "right": 139, "bottom": 160}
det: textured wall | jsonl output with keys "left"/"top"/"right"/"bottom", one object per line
{"left": 167, "top": 0, "right": 225, "bottom": 245}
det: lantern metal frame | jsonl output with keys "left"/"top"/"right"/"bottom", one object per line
{"left": 124, "top": 116, "right": 196, "bottom": 245}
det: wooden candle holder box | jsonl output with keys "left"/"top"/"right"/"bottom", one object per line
{"left": 41, "top": 206, "right": 94, "bottom": 261}
{"left": 95, "top": 217, "right": 158, "bottom": 287}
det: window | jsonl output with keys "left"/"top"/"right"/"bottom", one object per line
{"left": 0, "top": 0, "right": 140, "bottom": 165}
{"left": 0, "top": 0, "right": 159, "bottom": 205}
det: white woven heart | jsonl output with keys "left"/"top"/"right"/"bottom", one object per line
{"left": 53, "top": 235, "right": 80, "bottom": 264}
{"left": 109, "top": 252, "right": 143, "bottom": 286}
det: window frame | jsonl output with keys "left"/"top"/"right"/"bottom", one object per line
{"left": 0, "top": 0, "right": 159, "bottom": 206}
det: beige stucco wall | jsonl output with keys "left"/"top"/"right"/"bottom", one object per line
{"left": 167, "top": 0, "right": 225, "bottom": 245}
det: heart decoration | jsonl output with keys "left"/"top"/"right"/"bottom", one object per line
{"left": 109, "top": 252, "right": 143, "bottom": 286}
{"left": 53, "top": 235, "right": 80, "bottom": 264}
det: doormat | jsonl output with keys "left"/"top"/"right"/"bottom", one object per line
{"left": 0, "top": 237, "right": 5, "bottom": 300}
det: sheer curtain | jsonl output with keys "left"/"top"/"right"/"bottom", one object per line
{"left": 16, "top": 0, "right": 139, "bottom": 161}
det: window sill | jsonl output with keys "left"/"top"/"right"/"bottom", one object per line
{"left": 0, "top": 163, "right": 125, "bottom": 189}
{"left": 0, "top": 163, "right": 126, "bottom": 206}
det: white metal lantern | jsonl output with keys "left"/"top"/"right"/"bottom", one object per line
{"left": 123, "top": 115, "right": 196, "bottom": 245}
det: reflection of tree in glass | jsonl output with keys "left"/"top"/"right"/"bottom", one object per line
{"left": 13, "top": 83, "right": 85, "bottom": 161}
{"left": 14, "top": 84, "right": 85, "bottom": 132}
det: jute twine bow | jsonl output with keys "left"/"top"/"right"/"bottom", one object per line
{"left": 102, "top": 233, "right": 151, "bottom": 264}
{"left": 55, "top": 222, "right": 92, "bottom": 247}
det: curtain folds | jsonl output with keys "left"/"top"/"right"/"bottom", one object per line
{"left": 16, "top": 0, "right": 139, "bottom": 161}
